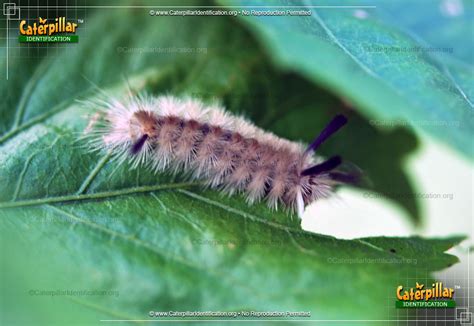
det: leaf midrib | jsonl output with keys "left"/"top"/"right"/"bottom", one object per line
{"left": 0, "top": 183, "right": 198, "bottom": 209}
{"left": 0, "top": 183, "right": 320, "bottom": 237}
{"left": 1, "top": 177, "right": 397, "bottom": 259}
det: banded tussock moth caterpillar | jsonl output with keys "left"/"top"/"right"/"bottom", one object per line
{"left": 85, "top": 94, "right": 359, "bottom": 218}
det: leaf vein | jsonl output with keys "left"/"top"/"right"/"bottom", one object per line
{"left": 175, "top": 189, "right": 323, "bottom": 238}
{"left": 12, "top": 61, "right": 50, "bottom": 128}
{"left": 0, "top": 182, "right": 198, "bottom": 209}
{"left": 76, "top": 153, "right": 112, "bottom": 194}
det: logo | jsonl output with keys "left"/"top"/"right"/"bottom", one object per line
{"left": 19, "top": 17, "right": 79, "bottom": 43}
{"left": 396, "top": 282, "right": 456, "bottom": 308}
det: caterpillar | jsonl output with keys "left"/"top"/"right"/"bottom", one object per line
{"left": 86, "top": 94, "right": 358, "bottom": 218}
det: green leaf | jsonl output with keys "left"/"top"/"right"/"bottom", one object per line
{"left": 0, "top": 4, "right": 423, "bottom": 224}
{"left": 220, "top": 0, "right": 474, "bottom": 159}
{"left": 0, "top": 5, "right": 465, "bottom": 325}
{"left": 0, "top": 198, "right": 465, "bottom": 324}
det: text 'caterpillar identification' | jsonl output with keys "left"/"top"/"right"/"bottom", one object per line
{"left": 85, "top": 95, "right": 358, "bottom": 218}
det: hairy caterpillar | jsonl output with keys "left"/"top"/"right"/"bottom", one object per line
{"left": 86, "top": 94, "right": 358, "bottom": 218}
